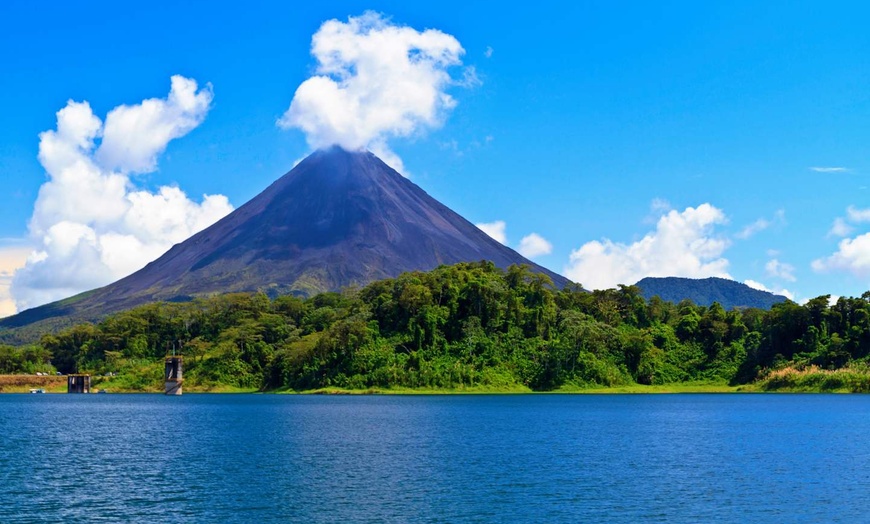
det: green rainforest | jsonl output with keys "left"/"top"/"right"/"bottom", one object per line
{"left": 3, "top": 262, "right": 870, "bottom": 393}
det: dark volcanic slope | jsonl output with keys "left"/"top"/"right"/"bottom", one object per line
{"left": 2, "top": 147, "right": 571, "bottom": 331}
{"left": 635, "top": 276, "right": 788, "bottom": 310}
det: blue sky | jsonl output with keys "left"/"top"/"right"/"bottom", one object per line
{"left": 2, "top": 0, "right": 870, "bottom": 315}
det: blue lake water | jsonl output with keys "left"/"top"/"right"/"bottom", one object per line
{"left": 1, "top": 393, "right": 869, "bottom": 523}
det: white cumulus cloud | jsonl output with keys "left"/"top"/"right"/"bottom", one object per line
{"left": 812, "top": 233, "right": 870, "bottom": 278}
{"left": 96, "top": 76, "right": 212, "bottom": 174}
{"left": 476, "top": 220, "right": 507, "bottom": 245}
{"left": 564, "top": 203, "right": 731, "bottom": 290}
{"left": 815, "top": 206, "right": 870, "bottom": 279}
{"left": 11, "top": 76, "right": 233, "bottom": 312}
{"left": 278, "top": 11, "right": 470, "bottom": 173}
{"left": 518, "top": 233, "right": 552, "bottom": 258}
{"left": 0, "top": 246, "right": 30, "bottom": 318}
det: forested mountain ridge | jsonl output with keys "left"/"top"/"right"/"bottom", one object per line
{"left": 3, "top": 262, "right": 869, "bottom": 393}
{"left": 636, "top": 276, "right": 787, "bottom": 310}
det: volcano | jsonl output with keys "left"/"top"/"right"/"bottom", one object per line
{"left": 2, "top": 147, "right": 571, "bottom": 333}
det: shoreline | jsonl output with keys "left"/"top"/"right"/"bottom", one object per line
{"left": 4, "top": 375, "right": 865, "bottom": 394}
{"left": 0, "top": 376, "right": 741, "bottom": 394}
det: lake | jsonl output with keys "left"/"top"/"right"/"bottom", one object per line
{"left": 1, "top": 394, "right": 868, "bottom": 523}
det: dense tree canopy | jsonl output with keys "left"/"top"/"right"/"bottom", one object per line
{"left": 6, "top": 262, "right": 870, "bottom": 392}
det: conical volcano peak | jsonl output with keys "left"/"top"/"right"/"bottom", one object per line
{"left": 301, "top": 145, "right": 384, "bottom": 170}
{"left": 0, "top": 147, "right": 571, "bottom": 333}
{"left": 312, "top": 144, "right": 371, "bottom": 158}
{"left": 278, "top": 146, "right": 398, "bottom": 191}
{"left": 301, "top": 146, "right": 408, "bottom": 183}
{"left": 299, "top": 145, "right": 361, "bottom": 166}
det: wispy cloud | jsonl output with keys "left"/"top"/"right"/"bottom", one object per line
{"left": 828, "top": 217, "right": 854, "bottom": 238}
{"left": 650, "top": 198, "right": 671, "bottom": 214}
{"left": 643, "top": 198, "right": 672, "bottom": 224}
{"left": 765, "top": 258, "right": 796, "bottom": 282}
{"left": 809, "top": 166, "right": 850, "bottom": 173}
{"left": 456, "top": 66, "right": 482, "bottom": 88}
{"left": 846, "top": 206, "right": 870, "bottom": 223}
{"left": 735, "top": 218, "right": 770, "bottom": 240}
{"left": 735, "top": 209, "right": 785, "bottom": 239}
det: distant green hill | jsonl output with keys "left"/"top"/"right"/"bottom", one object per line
{"left": 635, "top": 276, "right": 787, "bottom": 309}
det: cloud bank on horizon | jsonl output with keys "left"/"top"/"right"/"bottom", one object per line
{"left": 478, "top": 199, "right": 809, "bottom": 300}
{"left": 564, "top": 203, "right": 732, "bottom": 290}
{"left": 560, "top": 202, "right": 804, "bottom": 299}
{"left": 278, "top": 11, "right": 472, "bottom": 174}
{"left": 9, "top": 76, "right": 233, "bottom": 312}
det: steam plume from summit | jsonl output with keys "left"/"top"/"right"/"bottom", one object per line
{"left": 278, "top": 12, "right": 472, "bottom": 173}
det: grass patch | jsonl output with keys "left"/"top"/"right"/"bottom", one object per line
{"left": 758, "top": 365, "right": 870, "bottom": 393}
{"left": 556, "top": 380, "right": 750, "bottom": 394}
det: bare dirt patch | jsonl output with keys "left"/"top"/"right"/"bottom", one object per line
{"left": 0, "top": 375, "right": 67, "bottom": 392}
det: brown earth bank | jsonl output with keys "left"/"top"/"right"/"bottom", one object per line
{"left": 0, "top": 375, "right": 67, "bottom": 393}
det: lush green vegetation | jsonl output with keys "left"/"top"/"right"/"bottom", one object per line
{"left": 5, "top": 262, "right": 870, "bottom": 392}
{"left": 0, "top": 344, "right": 54, "bottom": 374}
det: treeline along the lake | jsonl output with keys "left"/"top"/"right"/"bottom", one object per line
{"left": 3, "top": 261, "right": 870, "bottom": 391}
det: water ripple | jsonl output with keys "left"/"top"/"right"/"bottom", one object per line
{"left": 1, "top": 394, "right": 868, "bottom": 523}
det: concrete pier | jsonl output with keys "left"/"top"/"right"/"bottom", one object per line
{"left": 67, "top": 374, "right": 90, "bottom": 394}
{"left": 165, "top": 356, "right": 183, "bottom": 395}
